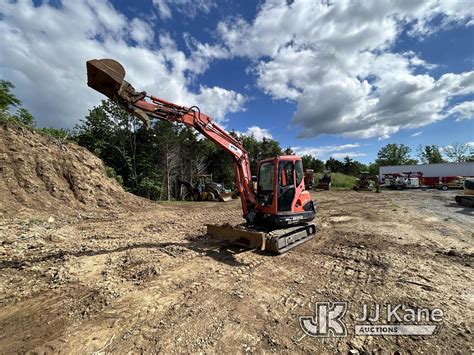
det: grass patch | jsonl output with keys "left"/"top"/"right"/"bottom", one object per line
{"left": 23, "top": 218, "right": 44, "bottom": 228}
{"left": 315, "top": 172, "right": 357, "bottom": 190}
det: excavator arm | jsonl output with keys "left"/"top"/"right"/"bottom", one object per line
{"left": 87, "top": 59, "right": 257, "bottom": 222}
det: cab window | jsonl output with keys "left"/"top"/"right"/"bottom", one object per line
{"left": 258, "top": 162, "right": 274, "bottom": 191}
{"left": 279, "top": 161, "right": 294, "bottom": 187}
{"left": 295, "top": 160, "right": 303, "bottom": 186}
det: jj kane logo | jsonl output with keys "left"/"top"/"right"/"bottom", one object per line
{"left": 299, "top": 302, "right": 348, "bottom": 337}
{"left": 300, "top": 302, "right": 443, "bottom": 337}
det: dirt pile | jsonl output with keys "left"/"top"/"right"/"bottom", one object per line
{"left": 0, "top": 123, "right": 143, "bottom": 217}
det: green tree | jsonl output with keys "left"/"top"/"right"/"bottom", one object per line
{"left": 258, "top": 138, "right": 283, "bottom": 162}
{"left": 443, "top": 142, "right": 472, "bottom": 163}
{"left": 340, "top": 156, "right": 368, "bottom": 176}
{"left": 154, "top": 121, "right": 180, "bottom": 200}
{"left": 313, "top": 159, "right": 325, "bottom": 173}
{"left": 0, "top": 79, "right": 36, "bottom": 127}
{"left": 205, "top": 141, "right": 234, "bottom": 187}
{"left": 0, "top": 80, "right": 21, "bottom": 111}
{"left": 239, "top": 133, "right": 260, "bottom": 175}
{"left": 75, "top": 99, "right": 145, "bottom": 194}
{"left": 136, "top": 175, "right": 161, "bottom": 200}
{"left": 375, "top": 143, "right": 417, "bottom": 166}
{"left": 176, "top": 126, "right": 210, "bottom": 183}
{"left": 368, "top": 162, "right": 380, "bottom": 176}
{"left": 325, "top": 157, "right": 344, "bottom": 173}
{"left": 301, "top": 154, "right": 324, "bottom": 173}
{"left": 417, "top": 145, "right": 445, "bottom": 164}
{"left": 15, "top": 108, "right": 36, "bottom": 127}
{"left": 237, "top": 134, "right": 283, "bottom": 176}
{"left": 74, "top": 102, "right": 114, "bottom": 155}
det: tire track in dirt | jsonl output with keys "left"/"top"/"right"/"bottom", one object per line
{"left": 100, "top": 248, "right": 268, "bottom": 352}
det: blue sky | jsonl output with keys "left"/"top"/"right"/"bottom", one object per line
{"left": 1, "top": 0, "right": 473, "bottom": 163}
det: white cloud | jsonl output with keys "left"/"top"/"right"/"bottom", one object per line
{"left": 0, "top": 0, "right": 244, "bottom": 128}
{"left": 183, "top": 33, "right": 231, "bottom": 60}
{"left": 197, "top": 86, "right": 246, "bottom": 123}
{"left": 411, "top": 131, "right": 423, "bottom": 137}
{"left": 407, "top": 1, "right": 474, "bottom": 36}
{"left": 129, "top": 18, "right": 155, "bottom": 45}
{"left": 235, "top": 126, "right": 273, "bottom": 141}
{"left": 331, "top": 152, "right": 367, "bottom": 160}
{"left": 152, "top": 0, "right": 216, "bottom": 19}
{"left": 214, "top": 0, "right": 474, "bottom": 139}
{"left": 447, "top": 101, "right": 474, "bottom": 121}
{"left": 153, "top": 0, "right": 172, "bottom": 19}
{"left": 245, "top": 126, "right": 273, "bottom": 141}
{"left": 292, "top": 143, "right": 364, "bottom": 160}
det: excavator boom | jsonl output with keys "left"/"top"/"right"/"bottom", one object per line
{"left": 87, "top": 58, "right": 316, "bottom": 253}
{"left": 87, "top": 58, "right": 256, "bottom": 222}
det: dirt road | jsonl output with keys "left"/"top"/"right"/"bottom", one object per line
{"left": 0, "top": 190, "right": 472, "bottom": 353}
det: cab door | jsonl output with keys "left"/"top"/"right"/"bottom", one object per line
{"left": 277, "top": 161, "right": 295, "bottom": 211}
{"left": 256, "top": 161, "right": 275, "bottom": 209}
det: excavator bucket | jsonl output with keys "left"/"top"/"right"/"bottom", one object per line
{"left": 87, "top": 59, "right": 151, "bottom": 127}
{"left": 86, "top": 59, "right": 126, "bottom": 100}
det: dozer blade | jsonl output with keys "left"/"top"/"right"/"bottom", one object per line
{"left": 87, "top": 59, "right": 126, "bottom": 100}
{"left": 207, "top": 224, "right": 266, "bottom": 249}
{"left": 206, "top": 223, "right": 316, "bottom": 254}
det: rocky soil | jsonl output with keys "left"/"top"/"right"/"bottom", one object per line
{"left": 0, "top": 191, "right": 472, "bottom": 353}
{"left": 0, "top": 124, "right": 144, "bottom": 220}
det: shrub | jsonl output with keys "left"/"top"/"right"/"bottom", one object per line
{"left": 105, "top": 166, "right": 124, "bottom": 186}
{"left": 136, "top": 176, "right": 161, "bottom": 200}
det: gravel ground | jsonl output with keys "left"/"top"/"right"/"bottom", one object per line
{"left": 0, "top": 190, "right": 472, "bottom": 353}
{"left": 390, "top": 189, "right": 473, "bottom": 226}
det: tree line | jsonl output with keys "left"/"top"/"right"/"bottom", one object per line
{"left": 1, "top": 79, "right": 473, "bottom": 200}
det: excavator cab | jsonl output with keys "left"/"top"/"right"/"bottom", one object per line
{"left": 256, "top": 156, "right": 315, "bottom": 226}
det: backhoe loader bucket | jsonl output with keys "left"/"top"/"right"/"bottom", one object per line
{"left": 87, "top": 59, "right": 126, "bottom": 100}
{"left": 218, "top": 192, "right": 234, "bottom": 202}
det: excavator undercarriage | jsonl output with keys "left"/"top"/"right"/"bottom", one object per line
{"left": 455, "top": 178, "right": 474, "bottom": 207}
{"left": 207, "top": 223, "right": 316, "bottom": 254}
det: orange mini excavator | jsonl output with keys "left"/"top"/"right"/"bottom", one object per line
{"left": 86, "top": 59, "right": 316, "bottom": 253}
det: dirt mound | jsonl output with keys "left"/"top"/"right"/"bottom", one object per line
{"left": 0, "top": 123, "right": 143, "bottom": 218}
